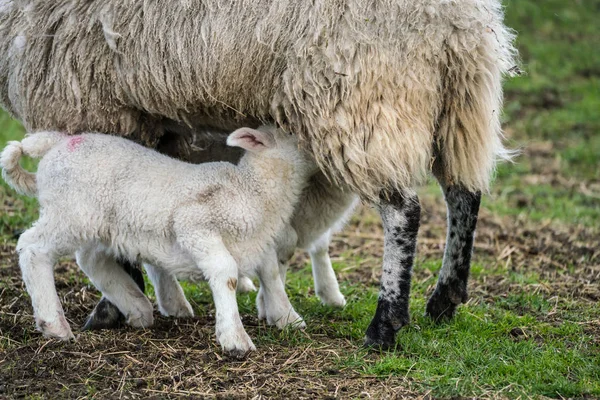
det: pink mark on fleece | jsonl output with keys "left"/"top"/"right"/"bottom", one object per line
{"left": 67, "top": 136, "right": 84, "bottom": 152}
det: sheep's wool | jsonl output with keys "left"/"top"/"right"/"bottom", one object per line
{"left": 0, "top": 0, "right": 518, "bottom": 200}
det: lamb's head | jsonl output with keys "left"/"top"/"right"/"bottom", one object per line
{"left": 227, "top": 125, "right": 317, "bottom": 177}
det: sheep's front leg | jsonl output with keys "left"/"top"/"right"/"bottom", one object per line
{"left": 17, "top": 227, "right": 74, "bottom": 340}
{"left": 82, "top": 259, "right": 145, "bottom": 331}
{"left": 256, "top": 247, "right": 305, "bottom": 329}
{"left": 180, "top": 234, "right": 255, "bottom": 357}
{"left": 144, "top": 263, "right": 194, "bottom": 318}
{"left": 426, "top": 186, "right": 481, "bottom": 320}
{"left": 364, "top": 190, "right": 420, "bottom": 349}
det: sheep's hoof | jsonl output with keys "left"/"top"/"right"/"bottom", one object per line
{"left": 158, "top": 298, "right": 194, "bottom": 318}
{"left": 317, "top": 290, "right": 347, "bottom": 308}
{"left": 125, "top": 299, "right": 155, "bottom": 328}
{"left": 81, "top": 298, "right": 124, "bottom": 331}
{"left": 271, "top": 311, "right": 306, "bottom": 330}
{"left": 425, "top": 282, "right": 467, "bottom": 322}
{"left": 217, "top": 329, "right": 256, "bottom": 359}
{"left": 38, "top": 315, "right": 74, "bottom": 341}
{"left": 256, "top": 289, "right": 266, "bottom": 320}
{"left": 363, "top": 299, "right": 408, "bottom": 351}
{"left": 237, "top": 276, "right": 257, "bottom": 293}
{"left": 363, "top": 325, "right": 397, "bottom": 351}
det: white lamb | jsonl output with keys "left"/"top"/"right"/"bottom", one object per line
{"left": 0, "top": 125, "right": 316, "bottom": 356}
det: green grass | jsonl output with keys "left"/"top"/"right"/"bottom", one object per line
{"left": 0, "top": 112, "right": 38, "bottom": 238}
{"left": 1, "top": 1, "right": 599, "bottom": 398}
{"left": 492, "top": 0, "right": 600, "bottom": 226}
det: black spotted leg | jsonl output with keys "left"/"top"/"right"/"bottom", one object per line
{"left": 425, "top": 186, "right": 481, "bottom": 321}
{"left": 82, "top": 259, "right": 145, "bottom": 330}
{"left": 364, "top": 190, "right": 421, "bottom": 349}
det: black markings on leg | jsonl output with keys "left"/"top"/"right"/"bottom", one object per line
{"left": 81, "top": 296, "right": 125, "bottom": 331}
{"left": 364, "top": 191, "right": 421, "bottom": 350}
{"left": 81, "top": 259, "right": 144, "bottom": 331}
{"left": 426, "top": 186, "right": 481, "bottom": 321}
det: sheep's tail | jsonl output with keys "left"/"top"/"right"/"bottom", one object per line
{"left": 432, "top": 10, "right": 520, "bottom": 192}
{"left": 0, "top": 132, "right": 66, "bottom": 196}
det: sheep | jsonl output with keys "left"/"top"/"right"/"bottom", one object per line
{"left": 156, "top": 134, "right": 359, "bottom": 311}
{"left": 80, "top": 134, "right": 357, "bottom": 331}
{"left": 0, "top": 125, "right": 317, "bottom": 356}
{"left": 0, "top": 0, "right": 518, "bottom": 348}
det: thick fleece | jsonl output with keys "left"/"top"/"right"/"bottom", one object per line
{"left": 0, "top": 126, "right": 315, "bottom": 356}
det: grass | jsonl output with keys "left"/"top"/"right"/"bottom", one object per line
{"left": 1, "top": 1, "right": 599, "bottom": 398}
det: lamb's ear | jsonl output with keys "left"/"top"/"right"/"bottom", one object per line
{"left": 226, "top": 128, "right": 275, "bottom": 152}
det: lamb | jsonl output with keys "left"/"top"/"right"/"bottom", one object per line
{"left": 0, "top": 125, "right": 316, "bottom": 356}
{"left": 0, "top": 0, "right": 518, "bottom": 348}
{"left": 152, "top": 136, "right": 358, "bottom": 315}
{"left": 80, "top": 135, "right": 358, "bottom": 332}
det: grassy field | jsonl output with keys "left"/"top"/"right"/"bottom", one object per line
{"left": 1, "top": 1, "right": 599, "bottom": 398}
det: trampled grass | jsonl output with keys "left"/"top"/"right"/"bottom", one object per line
{"left": 1, "top": 1, "right": 599, "bottom": 398}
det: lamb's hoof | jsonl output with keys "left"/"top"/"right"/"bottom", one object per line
{"left": 317, "top": 290, "right": 347, "bottom": 308}
{"left": 159, "top": 299, "right": 194, "bottom": 318}
{"left": 237, "top": 276, "right": 257, "bottom": 293}
{"left": 38, "top": 315, "right": 74, "bottom": 341}
{"left": 425, "top": 284, "right": 467, "bottom": 322}
{"left": 217, "top": 328, "right": 256, "bottom": 359}
{"left": 126, "top": 300, "right": 155, "bottom": 328}
{"left": 81, "top": 298, "right": 124, "bottom": 331}
{"left": 271, "top": 311, "right": 306, "bottom": 330}
{"left": 256, "top": 290, "right": 266, "bottom": 320}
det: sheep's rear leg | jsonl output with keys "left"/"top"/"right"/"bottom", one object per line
{"left": 76, "top": 245, "right": 154, "bottom": 329}
{"left": 144, "top": 263, "right": 194, "bottom": 318}
{"left": 364, "top": 191, "right": 420, "bottom": 349}
{"left": 425, "top": 186, "right": 481, "bottom": 321}
{"left": 17, "top": 228, "right": 74, "bottom": 340}
{"left": 82, "top": 259, "right": 145, "bottom": 331}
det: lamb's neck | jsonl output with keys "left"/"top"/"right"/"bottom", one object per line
{"left": 238, "top": 155, "right": 307, "bottom": 218}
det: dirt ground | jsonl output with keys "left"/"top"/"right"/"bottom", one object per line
{"left": 1, "top": 182, "right": 598, "bottom": 398}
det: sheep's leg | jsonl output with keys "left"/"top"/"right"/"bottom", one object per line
{"left": 180, "top": 234, "right": 255, "bottom": 357}
{"left": 144, "top": 263, "right": 194, "bottom": 318}
{"left": 17, "top": 227, "right": 74, "bottom": 340}
{"left": 309, "top": 230, "right": 346, "bottom": 307}
{"left": 76, "top": 244, "right": 154, "bottom": 329}
{"left": 425, "top": 186, "right": 481, "bottom": 320}
{"left": 237, "top": 276, "right": 257, "bottom": 293}
{"left": 256, "top": 248, "right": 305, "bottom": 329}
{"left": 364, "top": 190, "right": 420, "bottom": 349}
{"left": 82, "top": 259, "right": 145, "bottom": 331}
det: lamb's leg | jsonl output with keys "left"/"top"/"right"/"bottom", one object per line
{"left": 144, "top": 263, "right": 194, "bottom": 318}
{"left": 256, "top": 248, "right": 305, "bottom": 329}
{"left": 82, "top": 259, "right": 145, "bottom": 331}
{"left": 180, "top": 234, "right": 255, "bottom": 357}
{"left": 425, "top": 186, "right": 481, "bottom": 320}
{"left": 364, "top": 190, "right": 420, "bottom": 349}
{"left": 76, "top": 244, "right": 154, "bottom": 329}
{"left": 258, "top": 225, "right": 297, "bottom": 318}
{"left": 17, "top": 227, "right": 74, "bottom": 340}
{"left": 237, "top": 276, "right": 257, "bottom": 293}
{"left": 309, "top": 230, "right": 346, "bottom": 307}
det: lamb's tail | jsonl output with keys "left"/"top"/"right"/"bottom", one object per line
{"left": 0, "top": 131, "right": 66, "bottom": 196}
